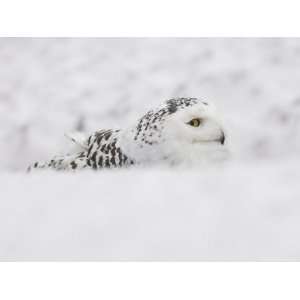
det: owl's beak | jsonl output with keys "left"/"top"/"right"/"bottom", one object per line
{"left": 220, "top": 131, "right": 225, "bottom": 145}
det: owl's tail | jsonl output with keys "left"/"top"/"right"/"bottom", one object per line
{"left": 27, "top": 151, "right": 88, "bottom": 172}
{"left": 27, "top": 131, "right": 90, "bottom": 172}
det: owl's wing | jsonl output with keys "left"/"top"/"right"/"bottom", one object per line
{"left": 28, "top": 129, "right": 134, "bottom": 172}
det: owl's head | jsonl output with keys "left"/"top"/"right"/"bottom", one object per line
{"left": 121, "top": 98, "right": 228, "bottom": 164}
{"left": 162, "top": 98, "right": 225, "bottom": 146}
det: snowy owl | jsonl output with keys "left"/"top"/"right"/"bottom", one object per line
{"left": 28, "top": 97, "right": 228, "bottom": 171}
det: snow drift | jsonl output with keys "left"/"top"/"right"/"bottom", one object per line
{"left": 0, "top": 38, "right": 300, "bottom": 260}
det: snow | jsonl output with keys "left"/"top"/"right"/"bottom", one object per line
{"left": 0, "top": 38, "right": 300, "bottom": 260}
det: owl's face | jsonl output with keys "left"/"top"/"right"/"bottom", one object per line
{"left": 163, "top": 100, "right": 226, "bottom": 146}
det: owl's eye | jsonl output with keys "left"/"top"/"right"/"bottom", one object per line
{"left": 188, "top": 118, "right": 201, "bottom": 127}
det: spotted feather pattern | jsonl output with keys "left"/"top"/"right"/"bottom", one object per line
{"left": 131, "top": 98, "right": 199, "bottom": 147}
{"left": 28, "top": 129, "right": 134, "bottom": 171}
{"left": 85, "top": 129, "right": 134, "bottom": 169}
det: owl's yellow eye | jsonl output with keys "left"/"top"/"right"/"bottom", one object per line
{"left": 188, "top": 118, "right": 201, "bottom": 127}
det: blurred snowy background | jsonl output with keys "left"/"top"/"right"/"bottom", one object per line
{"left": 1, "top": 38, "right": 300, "bottom": 260}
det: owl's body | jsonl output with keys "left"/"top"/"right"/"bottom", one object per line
{"left": 28, "top": 98, "right": 228, "bottom": 172}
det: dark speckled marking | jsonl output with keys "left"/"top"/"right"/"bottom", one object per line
{"left": 110, "top": 156, "right": 116, "bottom": 166}
{"left": 105, "top": 157, "right": 110, "bottom": 168}
{"left": 71, "top": 161, "right": 77, "bottom": 169}
{"left": 91, "top": 151, "right": 97, "bottom": 169}
{"left": 166, "top": 99, "right": 178, "bottom": 113}
{"left": 98, "top": 156, "right": 103, "bottom": 167}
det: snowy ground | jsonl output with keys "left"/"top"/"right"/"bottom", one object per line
{"left": 1, "top": 38, "right": 300, "bottom": 260}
